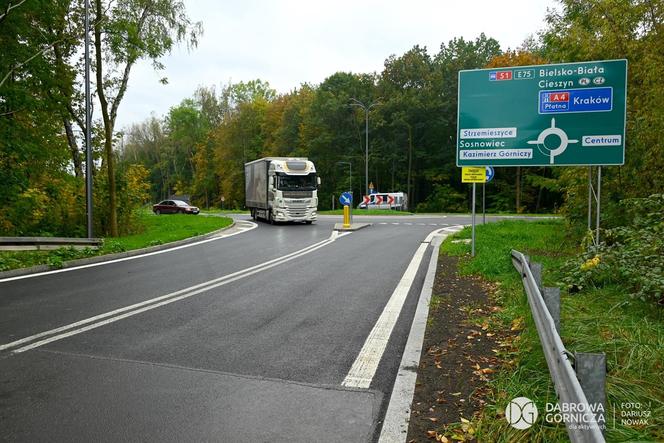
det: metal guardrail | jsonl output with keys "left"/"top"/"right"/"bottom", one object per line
{"left": 511, "top": 249, "right": 605, "bottom": 443}
{"left": 0, "top": 237, "right": 102, "bottom": 251}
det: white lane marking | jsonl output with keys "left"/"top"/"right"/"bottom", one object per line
{"left": 442, "top": 225, "right": 466, "bottom": 233}
{"left": 0, "top": 221, "right": 258, "bottom": 284}
{"left": 404, "top": 223, "right": 412, "bottom": 226}
{"left": 417, "top": 223, "right": 425, "bottom": 226}
{"left": 3, "top": 231, "right": 350, "bottom": 353}
{"left": 342, "top": 240, "right": 431, "bottom": 389}
{"left": 379, "top": 233, "right": 447, "bottom": 441}
{"left": 423, "top": 227, "right": 454, "bottom": 243}
{"left": 379, "top": 223, "right": 388, "bottom": 225}
{"left": 391, "top": 223, "right": 400, "bottom": 225}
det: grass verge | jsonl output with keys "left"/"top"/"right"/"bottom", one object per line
{"left": 0, "top": 212, "right": 233, "bottom": 272}
{"left": 199, "top": 208, "right": 249, "bottom": 214}
{"left": 439, "top": 219, "right": 663, "bottom": 442}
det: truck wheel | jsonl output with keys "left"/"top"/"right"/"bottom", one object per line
{"left": 268, "top": 210, "right": 274, "bottom": 224}
{"left": 251, "top": 209, "right": 256, "bottom": 220}
{"left": 305, "top": 221, "right": 312, "bottom": 225}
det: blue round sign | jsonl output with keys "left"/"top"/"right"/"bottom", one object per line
{"left": 339, "top": 192, "right": 353, "bottom": 206}
{"left": 485, "top": 166, "right": 495, "bottom": 182}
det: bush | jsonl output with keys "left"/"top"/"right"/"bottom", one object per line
{"left": 416, "top": 184, "right": 466, "bottom": 213}
{"left": 562, "top": 194, "right": 664, "bottom": 303}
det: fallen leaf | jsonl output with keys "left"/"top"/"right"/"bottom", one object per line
{"left": 481, "top": 368, "right": 495, "bottom": 374}
{"left": 426, "top": 430, "right": 437, "bottom": 439}
{"left": 510, "top": 317, "right": 524, "bottom": 331}
{"left": 451, "top": 392, "right": 462, "bottom": 396}
{"left": 428, "top": 417, "right": 438, "bottom": 423}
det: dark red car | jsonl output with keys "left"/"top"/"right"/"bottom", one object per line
{"left": 152, "top": 200, "right": 200, "bottom": 215}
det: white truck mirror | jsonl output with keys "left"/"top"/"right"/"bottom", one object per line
{"left": 317, "top": 177, "right": 321, "bottom": 186}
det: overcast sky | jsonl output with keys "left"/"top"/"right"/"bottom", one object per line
{"left": 117, "top": 0, "right": 559, "bottom": 130}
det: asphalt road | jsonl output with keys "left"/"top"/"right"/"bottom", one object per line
{"left": 0, "top": 213, "right": 506, "bottom": 442}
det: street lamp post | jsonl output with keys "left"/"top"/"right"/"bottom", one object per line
{"left": 350, "top": 98, "right": 380, "bottom": 197}
{"left": 337, "top": 161, "right": 352, "bottom": 223}
{"left": 84, "top": 0, "right": 93, "bottom": 238}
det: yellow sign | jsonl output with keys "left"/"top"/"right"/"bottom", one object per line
{"left": 462, "top": 167, "right": 487, "bottom": 183}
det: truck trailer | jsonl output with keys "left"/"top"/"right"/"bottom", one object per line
{"left": 244, "top": 157, "right": 320, "bottom": 224}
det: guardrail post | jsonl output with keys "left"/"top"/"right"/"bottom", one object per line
{"left": 542, "top": 287, "right": 561, "bottom": 333}
{"left": 530, "top": 262, "right": 542, "bottom": 290}
{"left": 575, "top": 352, "right": 607, "bottom": 434}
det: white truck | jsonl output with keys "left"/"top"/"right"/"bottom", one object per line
{"left": 244, "top": 157, "right": 319, "bottom": 224}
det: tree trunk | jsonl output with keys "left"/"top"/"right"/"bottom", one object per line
{"left": 63, "top": 118, "right": 83, "bottom": 178}
{"left": 94, "top": 0, "right": 118, "bottom": 236}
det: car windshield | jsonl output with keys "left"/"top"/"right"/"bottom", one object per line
{"left": 276, "top": 173, "right": 317, "bottom": 191}
{"left": 173, "top": 200, "right": 189, "bottom": 207}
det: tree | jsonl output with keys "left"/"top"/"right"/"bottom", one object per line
{"left": 92, "top": 0, "right": 201, "bottom": 236}
{"left": 542, "top": 0, "right": 664, "bottom": 225}
{"left": 0, "top": 0, "right": 87, "bottom": 236}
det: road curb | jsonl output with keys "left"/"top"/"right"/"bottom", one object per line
{"left": 378, "top": 233, "right": 446, "bottom": 442}
{"left": 0, "top": 221, "right": 236, "bottom": 280}
{"left": 333, "top": 222, "right": 372, "bottom": 231}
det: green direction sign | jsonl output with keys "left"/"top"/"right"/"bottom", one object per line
{"left": 456, "top": 60, "right": 627, "bottom": 167}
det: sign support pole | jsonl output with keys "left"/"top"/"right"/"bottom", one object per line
{"left": 596, "top": 166, "right": 602, "bottom": 247}
{"left": 482, "top": 182, "right": 486, "bottom": 224}
{"left": 471, "top": 183, "right": 476, "bottom": 257}
{"left": 587, "top": 167, "right": 593, "bottom": 232}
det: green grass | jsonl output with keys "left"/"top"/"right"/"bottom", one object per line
{"left": 319, "top": 209, "right": 414, "bottom": 216}
{"left": 0, "top": 212, "right": 233, "bottom": 272}
{"left": 439, "top": 220, "right": 663, "bottom": 442}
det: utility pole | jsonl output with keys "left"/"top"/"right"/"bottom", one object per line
{"left": 350, "top": 98, "right": 381, "bottom": 196}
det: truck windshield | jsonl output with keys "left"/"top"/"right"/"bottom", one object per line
{"left": 277, "top": 173, "right": 317, "bottom": 191}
